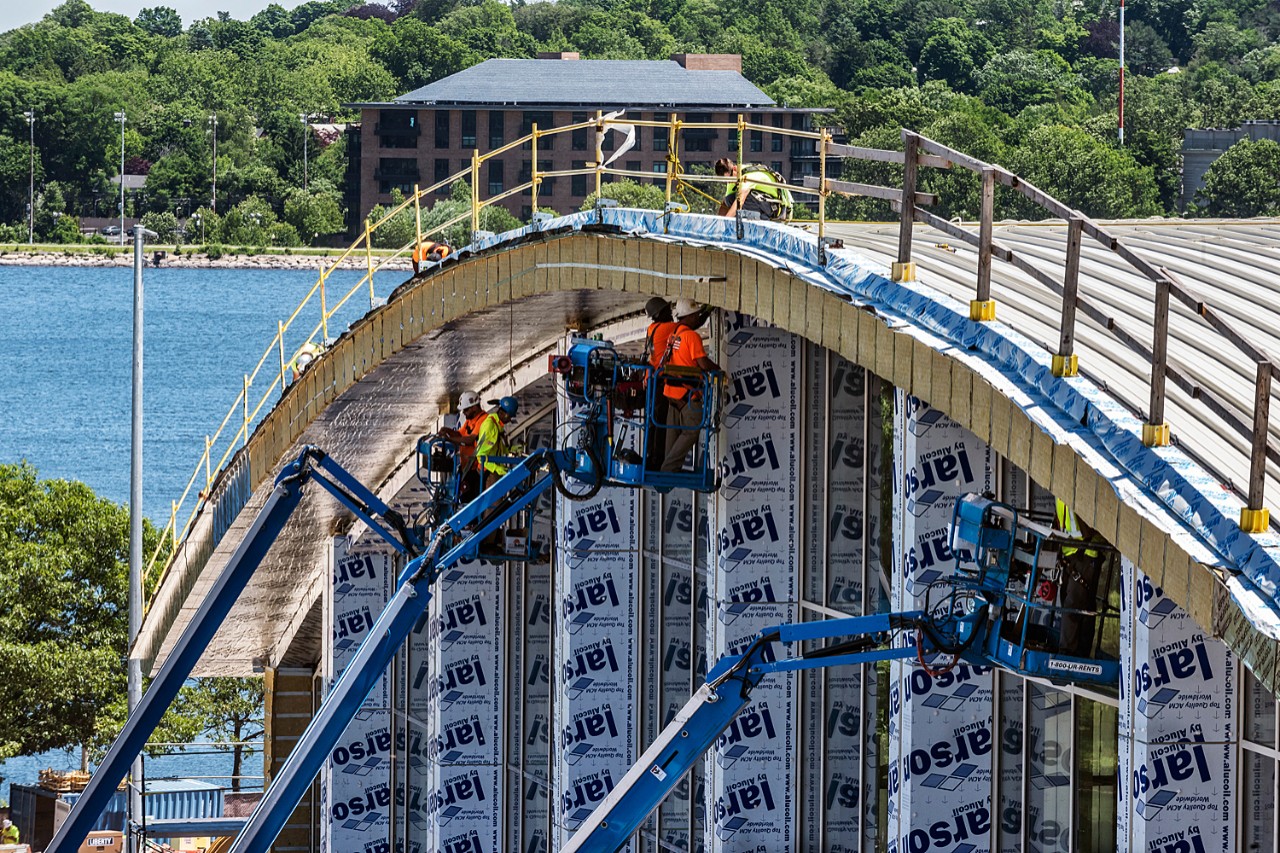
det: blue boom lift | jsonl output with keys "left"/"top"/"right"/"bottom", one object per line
{"left": 50, "top": 331, "right": 1119, "bottom": 853}
{"left": 559, "top": 494, "right": 1120, "bottom": 852}
{"left": 47, "top": 335, "right": 724, "bottom": 853}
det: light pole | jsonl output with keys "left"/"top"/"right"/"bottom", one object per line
{"left": 299, "top": 112, "right": 309, "bottom": 192}
{"left": 22, "top": 109, "right": 33, "bottom": 244}
{"left": 209, "top": 113, "right": 218, "bottom": 213}
{"left": 115, "top": 110, "right": 126, "bottom": 246}
{"left": 1119, "top": 0, "right": 1126, "bottom": 145}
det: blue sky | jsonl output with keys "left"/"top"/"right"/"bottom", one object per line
{"left": 0, "top": 0, "right": 312, "bottom": 33}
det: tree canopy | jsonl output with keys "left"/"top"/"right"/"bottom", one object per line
{"left": 2, "top": 0, "right": 1280, "bottom": 238}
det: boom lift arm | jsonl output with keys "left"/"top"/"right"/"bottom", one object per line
{"left": 47, "top": 447, "right": 422, "bottom": 853}
{"left": 563, "top": 493, "right": 1122, "bottom": 852}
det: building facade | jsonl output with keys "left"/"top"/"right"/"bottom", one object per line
{"left": 348, "top": 54, "right": 823, "bottom": 230}
{"left": 1181, "top": 119, "right": 1280, "bottom": 208}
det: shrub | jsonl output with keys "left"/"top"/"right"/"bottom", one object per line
{"left": 205, "top": 243, "right": 225, "bottom": 260}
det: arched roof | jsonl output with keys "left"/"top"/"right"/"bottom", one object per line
{"left": 137, "top": 210, "right": 1280, "bottom": 694}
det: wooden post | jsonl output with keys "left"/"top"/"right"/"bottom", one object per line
{"left": 1144, "top": 278, "right": 1171, "bottom": 446}
{"left": 894, "top": 130, "right": 918, "bottom": 282}
{"left": 1054, "top": 217, "right": 1083, "bottom": 377}
{"left": 1243, "top": 361, "right": 1272, "bottom": 532}
{"left": 971, "top": 167, "right": 996, "bottom": 321}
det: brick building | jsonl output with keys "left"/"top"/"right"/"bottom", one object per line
{"left": 347, "top": 53, "right": 825, "bottom": 231}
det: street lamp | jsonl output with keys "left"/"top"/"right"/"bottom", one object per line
{"left": 209, "top": 113, "right": 218, "bottom": 213}
{"left": 299, "top": 112, "right": 309, "bottom": 192}
{"left": 191, "top": 211, "right": 204, "bottom": 244}
{"left": 114, "top": 110, "right": 126, "bottom": 246}
{"left": 22, "top": 110, "right": 33, "bottom": 244}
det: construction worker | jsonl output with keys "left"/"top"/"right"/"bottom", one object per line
{"left": 412, "top": 240, "right": 451, "bottom": 275}
{"left": 2, "top": 818, "right": 19, "bottom": 845}
{"left": 644, "top": 297, "right": 677, "bottom": 470}
{"left": 660, "top": 299, "right": 719, "bottom": 473}
{"left": 288, "top": 341, "right": 325, "bottom": 383}
{"left": 476, "top": 396, "right": 519, "bottom": 485}
{"left": 439, "top": 391, "right": 486, "bottom": 502}
{"left": 1055, "top": 498, "right": 1105, "bottom": 657}
{"left": 715, "top": 158, "right": 793, "bottom": 221}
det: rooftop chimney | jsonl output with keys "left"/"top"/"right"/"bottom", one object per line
{"left": 671, "top": 53, "right": 742, "bottom": 73}
{"left": 537, "top": 51, "right": 580, "bottom": 60}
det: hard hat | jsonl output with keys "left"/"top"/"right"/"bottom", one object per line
{"left": 644, "top": 296, "right": 671, "bottom": 321}
{"left": 458, "top": 390, "right": 480, "bottom": 409}
{"left": 673, "top": 298, "right": 702, "bottom": 319}
{"left": 497, "top": 396, "right": 519, "bottom": 418}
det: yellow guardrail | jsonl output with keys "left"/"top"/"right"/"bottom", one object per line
{"left": 142, "top": 113, "right": 834, "bottom": 601}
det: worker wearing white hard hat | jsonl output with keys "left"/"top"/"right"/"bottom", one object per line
{"left": 660, "top": 300, "right": 719, "bottom": 472}
{"left": 439, "top": 391, "right": 486, "bottom": 500}
{"left": 2, "top": 818, "right": 19, "bottom": 845}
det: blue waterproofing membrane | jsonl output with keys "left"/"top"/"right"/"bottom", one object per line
{"left": 462, "top": 208, "right": 1280, "bottom": 638}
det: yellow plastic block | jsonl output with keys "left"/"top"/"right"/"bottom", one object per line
{"left": 1241, "top": 507, "right": 1271, "bottom": 534}
{"left": 1051, "top": 353, "right": 1078, "bottom": 377}
{"left": 969, "top": 299, "right": 997, "bottom": 322}
{"left": 1142, "top": 422, "right": 1170, "bottom": 447}
{"left": 891, "top": 261, "right": 916, "bottom": 282}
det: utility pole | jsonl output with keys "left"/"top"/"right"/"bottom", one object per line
{"left": 126, "top": 225, "right": 147, "bottom": 853}
{"left": 300, "top": 112, "right": 309, "bottom": 192}
{"left": 115, "top": 111, "right": 127, "bottom": 245}
{"left": 1119, "top": 0, "right": 1126, "bottom": 145}
{"left": 23, "top": 109, "right": 33, "bottom": 244}
{"left": 210, "top": 112, "right": 219, "bottom": 213}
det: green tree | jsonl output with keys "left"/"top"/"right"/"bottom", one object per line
{"left": 168, "top": 678, "right": 265, "bottom": 792}
{"left": 918, "top": 18, "right": 994, "bottom": 93}
{"left": 581, "top": 179, "right": 667, "bottom": 211}
{"left": 135, "top": 6, "right": 183, "bottom": 38}
{"left": 1005, "top": 124, "right": 1160, "bottom": 218}
{"left": 141, "top": 210, "right": 179, "bottom": 241}
{"left": 0, "top": 464, "right": 164, "bottom": 761}
{"left": 283, "top": 189, "right": 344, "bottom": 244}
{"left": 1195, "top": 137, "right": 1280, "bottom": 216}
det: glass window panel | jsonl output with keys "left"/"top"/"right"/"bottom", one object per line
{"left": 1073, "top": 695, "right": 1117, "bottom": 853}
{"left": 1026, "top": 684, "right": 1072, "bottom": 853}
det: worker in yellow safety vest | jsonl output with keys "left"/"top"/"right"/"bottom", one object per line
{"left": 2, "top": 818, "right": 19, "bottom": 845}
{"left": 475, "top": 396, "right": 519, "bottom": 484}
{"left": 288, "top": 341, "right": 325, "bottom": 383}
{"left": 1055, "top": 498, "right": 1105, "bottom": 657}
{"left": 715, "top": 158, "right": 793, "bottom": 221}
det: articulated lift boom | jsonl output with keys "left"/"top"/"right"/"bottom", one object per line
{"left": 562, "top": 493, "right": 1121, "bottom": 852}
{"left": 50, "top": 334, "right": 724, "bottom": 853}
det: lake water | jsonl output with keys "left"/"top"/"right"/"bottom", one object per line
{"left": 0, "top": 262, "right": 390, "bottom": 794}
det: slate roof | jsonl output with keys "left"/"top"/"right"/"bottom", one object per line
{"left": 392, "top": 59, "right": 774, "bottom": 107}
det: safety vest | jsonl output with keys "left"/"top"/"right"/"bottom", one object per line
{"left": 475, "top": 412, "right": 510, "bottom": 475}
{"left": 2, "top": 823, "right": 19, "bottom": 844}
{"left": 739, "top": 166, "right": 794, "bottom": 217}
{"left": 413, "top": 241, "right": 450, "bottom": 264}
{"left": 1055, "top": 499, "right": 1099, "bottom": 558}
{"left": 289, "top": 342, "right": 324, "bottom": 382}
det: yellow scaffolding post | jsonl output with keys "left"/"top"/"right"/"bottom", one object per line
{"left": 278, "top": 320, "right": 287, "bottom": 394}
{"left": 319, "top": 265, "right": 329, "bottom": 342}
{"left": 531, "top": 124, "right": 539, "bottom": 213}
{"left": 170, "top": 501, "right": 178, "bottom": 550}
{"left": 204, "top": 435, "right": 212, "bottom": 495}
{"left": 242, "top": 375, "right": 249, "bottom": 447}
{"left": 413, "top": 183, "right": 422, "bottom": 256}
{"left": 471, "top": 150, "right": 481, "bottom": 237}
{"left": 594, "top": 110, "right": 604, "bottom": 197}
{"left": 365, "top": 220, "right": 375, "bottom": 304}
{"left": 818, "top": 129, "right": 829, "bottom": 244}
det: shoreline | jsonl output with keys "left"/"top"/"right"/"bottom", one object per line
{"left": 0, "top": 248, "right": 413, "bottom": 271}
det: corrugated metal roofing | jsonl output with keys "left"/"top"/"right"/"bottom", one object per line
{"left": 825, "top": 219, "right": 1280, "bottom": 523}
{"left": 394, "top": 59, "right": 774, "bottom": 107}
